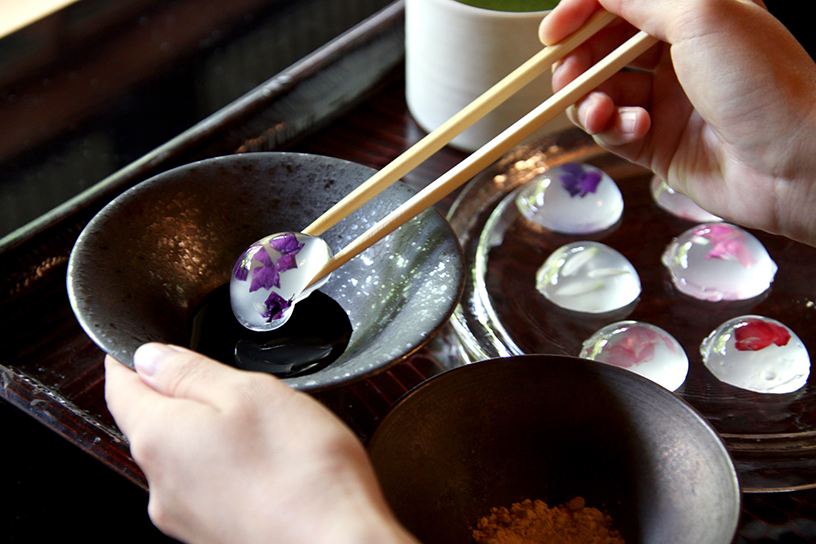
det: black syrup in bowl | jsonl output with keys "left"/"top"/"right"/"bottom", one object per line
{"left": 190, "top": 284, "right": 352, "bottom": 378}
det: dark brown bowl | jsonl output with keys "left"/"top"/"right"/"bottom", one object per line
{"left": 67, "top": 152, "right": 464, "bottom": 391}
{"left": 368, "top": 355, "right": 740, "bottom": 544}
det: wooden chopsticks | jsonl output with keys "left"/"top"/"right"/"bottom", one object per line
{"left": 309, "top": 11, "right": 658, "bottom": 285}
{"left": 303, "top": 8, "right": 618, "bottom": 237}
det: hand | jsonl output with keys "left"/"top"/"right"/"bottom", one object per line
{"left": 104, "top": 344, "right": 417, "bottom": 544}
{"left": 539, "top": 0, "right": 816, "bottom": 246}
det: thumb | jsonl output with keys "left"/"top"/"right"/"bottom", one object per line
{"left": 133, "top": 343, "right": 270, "bottom": 406}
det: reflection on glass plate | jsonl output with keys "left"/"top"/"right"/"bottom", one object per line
{"left": 446, "top": 129, "right": 816, "bottom": 492}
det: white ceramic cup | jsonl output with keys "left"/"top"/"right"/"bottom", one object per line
{"left": 405, "top": 0, "right": 571, "bottom": 152}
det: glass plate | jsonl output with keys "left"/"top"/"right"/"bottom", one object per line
{"left": 447, "top": 128, "right": 816, "bottom": 492}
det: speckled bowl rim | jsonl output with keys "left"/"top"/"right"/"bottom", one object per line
{"left": 67, "top": 152, "right": 465, "bottom": 391}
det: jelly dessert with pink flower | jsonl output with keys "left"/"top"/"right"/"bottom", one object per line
{"left": 662, "top": 223, "right": 777, "bottom": 301}
{"left": 580, "top": 321, "right": 688, "bottom": 391}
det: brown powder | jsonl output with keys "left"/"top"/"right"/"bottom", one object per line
{"left": 472, "top": 497, "right": 625, "bottom": 544}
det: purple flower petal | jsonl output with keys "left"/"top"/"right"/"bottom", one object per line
{"left": 262, "top": 291, "right": 292, "bottom": 321}
{"left": 234, "top": 242, "right": 266, "bottom": 281}
{"left": 270, "top": 233, "right": 304, "bottom": 255}
{"left": 578, "top": 171, "right": 602, "bottom": 195}
{"left": 253, "top": 246, "right": 272, "bottom": 266}
{"left": 277, "top": 253, "right": 298, "bottom": 273}
{"left": 250, "top": 248, "right": 280, "bottom": 292}
{"left": 250, "top": 263, "right": 280, "bottom": 292}
{"left": 233, "top": 258, "right": 249, "bottom": 281}
{"left": 559, "top": 163, "right": 603, "bottom": 198}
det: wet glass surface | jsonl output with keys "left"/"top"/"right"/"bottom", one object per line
{"left": 446, "top": 129, "right": 816, "bottom": 492}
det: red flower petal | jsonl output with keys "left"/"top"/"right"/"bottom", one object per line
{"left": 734, "top": 320, "right": 791, "bottom": 351}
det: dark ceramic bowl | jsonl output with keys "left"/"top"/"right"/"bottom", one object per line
{"left": 368, "top": 355, "right": 740, "bottom": 544}
{"left": 67, "top": 152, "right": 464, "bottom": 391}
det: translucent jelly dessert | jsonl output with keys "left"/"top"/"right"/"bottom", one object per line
{"left": 535, "top": 241, "right": 641, "bottom": 313}
{"left": 701, "top": 316, "right": 810, "bottom": 394}
{"left": 662, "top": 223, "right": 777, "bottom": 301}
{"left": 650, "top": 176, "right": 722, "bottom": 222}
{"left": 515, "top": 162, "right": 623, "bottom": 234}
{"left": 580, "top": 321, "right": 688, "bottom": 391}
{"left": 230, "top": 232, "right": 332, "bottom": 331}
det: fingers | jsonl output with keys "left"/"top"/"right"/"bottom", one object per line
{"left": 544, "top": 1, "right": 667, "bottom": 151}
{"left": 555, "top": 55, "right": 657, "bottom": 108}
{"left": 539, "top": 0, "right": 601, "bottom": 45}
{"left": 540, "top": 0, "right": 711, "bottom": 48}
{"left": 105, "top": 352, "right": 219, "bottom": 444}
{"left": 594, "top": 106, "right": 652, "bottom": 148}
{"left": 132, "top": 343, "right": 218, "bottom": 401}
{"left": 104, "top": 347, "right": 238, "bottom": 438}
{"left": 568, "top": 92, "right": 651, "bottom": 147}
{"left": 550, "top": 24, "right": 662, "bottom": 91}
{"left": 567, "top": 92, "right": 616, "bottom": 134}
{"left": 553, "top": 46, "right": 656, "bottom": 134}
{"left": 105, "top": 355, "right": 166, "bottom": 439}
{"left": 132, "top": 343, "right": 288, "bottom": 407}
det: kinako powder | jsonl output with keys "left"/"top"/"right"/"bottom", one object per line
{"left": 472, "top": 497, "right": 625, "bottom": 544}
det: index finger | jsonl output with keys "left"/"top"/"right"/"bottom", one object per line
{"left": 539, "top": 0, "right": 602, "bottom": 45}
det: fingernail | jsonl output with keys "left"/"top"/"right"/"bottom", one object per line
{"left": 566, "top": 104, "right": 582, "bottom": 129}
{"left": 619, "top": 110, "right": 638, "bottom": 134}
{"left": 133, "top": 343, "right": 181, "bottom": 377}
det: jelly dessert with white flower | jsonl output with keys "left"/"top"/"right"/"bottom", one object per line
{"left": 662, "top": 223, "right": 777, "bottom": 301}
{"left": 580, "top": 321, "right": 688, "bottom": 391}
{"left": 535, "top": 241, "right": 640, "bottom": 313}
{"left": 650, "top": 176, "right": 722, "bottom": 222}
{"left": 230, "top": 232, "right": 332, "bottom": 331}
{"left": 515, "top": 162, "right": 623, "bottom": 234}
{"left": 701, "top": 316, "right": 810, "bottom": 394}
